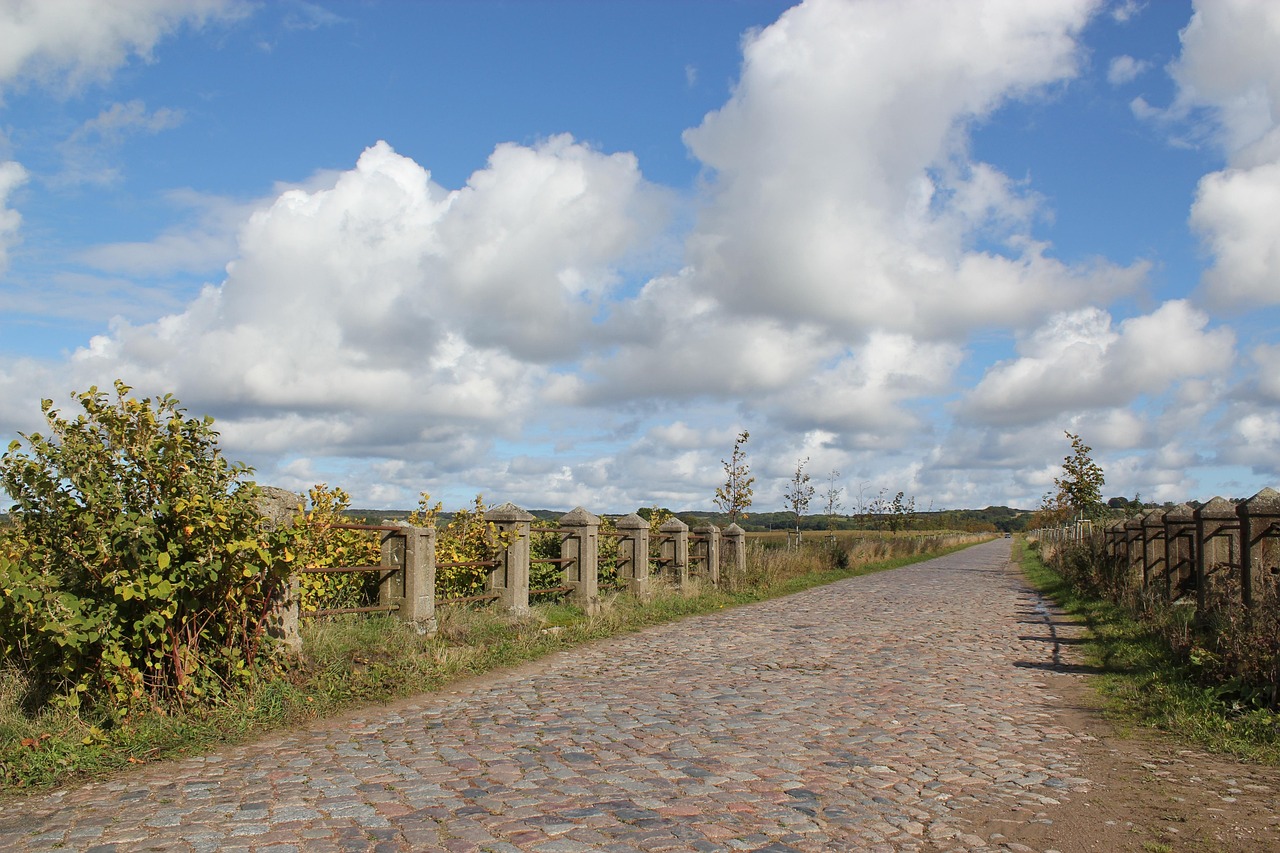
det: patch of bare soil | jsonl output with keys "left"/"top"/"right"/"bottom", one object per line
{"left": 940, "top": 668, "right": 1280, "bottom": 852}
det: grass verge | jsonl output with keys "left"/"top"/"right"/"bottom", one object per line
{"left": 0, "top": 534, "right": 985, "bottom": 796}
{"left": 1013, "top": 537, "right": 1280, "bottom": 763}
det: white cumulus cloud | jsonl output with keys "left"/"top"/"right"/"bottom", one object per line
{"left": 437, "top": 135, "right": 671, "bottom": 360}
{"left": 1107, "top": 54, "right": 1150, "bottom": 85}
{"left": 677, "top": 0, "right": 1139, "bottom": 342}
{"left": 0, "top": 0, "right": 248, "bottom": 94}
{"left": 54, "top": 138, "right": 667, "bottom": 485}
{"left": 753, "top": 333, "right": 963, "bottom": 448}
{"left": 961, "top": 300, "right": 1235, "bottom": 426}
{"left": 1191, "top": 160, "right": 1280, "bottom": 308}
{"left": 1168, "top": 0, "right": 1280, "bottom": 309}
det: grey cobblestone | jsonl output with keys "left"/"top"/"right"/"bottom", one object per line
{"left": 0, "top": 541, "right": 1090, "bottom": 851}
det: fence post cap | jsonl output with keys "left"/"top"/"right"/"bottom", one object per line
{"left": 1195, "top": 496, "right": 1238, "bottom": 520}
{"left": 1141, "top": 508, "right": 1166, "bottom": 526}
{"left": 723, "top": 523, "right": 745, "bottom": 535}
{"left": 1163, "top": 503, "right": 1195, "bottom": 523}
{"left": 559, "top": 506, "right": 601, "bottom": 526}
{"left": 658, "top": 516, "right": 689, "bottom": 533}
{"left": 484, "top": 502, "right": 534, "bottom": 523}
{"left": 256, "top": 486, "right": 303, "bottom": 530}
{"left": 1238, "top": 487, "right": 1280, "bottom": 518}
{"left": 615, "top": 512, "right": 648, "bottom": 530}
{"left": 393, "top": 520, "right": 433, "bottom": 534}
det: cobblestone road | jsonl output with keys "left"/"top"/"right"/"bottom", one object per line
{"left": 0, "top": 540, "right": 1093, "bottom": 852}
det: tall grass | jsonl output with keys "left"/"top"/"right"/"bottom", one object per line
{"left": 0, "top": 532, "right": 986, "bottom": 794}
{"left": 737, "top": 533, "right": 980, "bottom": 592}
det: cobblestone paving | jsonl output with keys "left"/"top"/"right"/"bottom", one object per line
{"left": 0, "top": 540, "right": 1093, "bottom": 852}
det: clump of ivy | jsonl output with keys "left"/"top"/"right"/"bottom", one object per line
{"left": 0, "top": 382, "right": 291, "bottom": 717}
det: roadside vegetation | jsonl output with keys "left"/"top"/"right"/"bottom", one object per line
{"left": 1014, "top": 536, "right": 1280, "bottom": 764}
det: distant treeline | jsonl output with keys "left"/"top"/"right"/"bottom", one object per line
{"left": 342, "top": 504, "right": 1032, "bottom": 534}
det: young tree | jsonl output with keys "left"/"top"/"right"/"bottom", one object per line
{"left": 1031, "top": 490, "right": 1070, "bottom": 529}
{"left": 823, "top": 469, "right": 843, "bottom": 536}
{"left": 783, "top": 457, "right": 815, "bottom": 543}
{"left": 714, "top": 430, "right": 754, "bottom": 523}
{"left": 888, "top": 491, "right": 916, "bottom": 533}
{"left": 1053, "top": 431, "right": 1106, "bottom": 519}
{"left": 868, "top": 487, "right": 890, "bottom": 535}
{"left": 854, "top": 481, "right": 871, "bottom": 529}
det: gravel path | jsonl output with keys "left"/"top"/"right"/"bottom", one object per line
{"left": 0, "top": 539, "right": 1095, "bottom": 852}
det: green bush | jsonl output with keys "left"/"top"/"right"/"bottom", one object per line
{"left": 411, "top": 493, "right": 511, "bottom": 599}
{"left": 0, "top": 382, "right": 290, "bottom": 715}
{"left": 526, "top": 515, "right": 619, "bottom": 596}
{"left": 530, "top": 521, "right": 564, "bottom": 594}
{"left": 282, "top": 484, "right": 381, "bottom": 612}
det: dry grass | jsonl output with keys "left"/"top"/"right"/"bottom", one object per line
{"left": 737, "top": 532, "right": 985, "bottom": 591}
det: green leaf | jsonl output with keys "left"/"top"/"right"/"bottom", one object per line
{"left": 157, "top": 552, "right": 170, "bottom": 571}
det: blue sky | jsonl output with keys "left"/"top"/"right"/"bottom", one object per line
{"left": 2, "top": 0, "right": 1279, "bottom": 514}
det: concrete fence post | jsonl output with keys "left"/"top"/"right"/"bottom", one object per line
{"left": 659, "top": 516, "right": 690, "bottom": 591}
{"left": 379, "top": 530, "right": 405, "bottom": 612}
{"left": 1123, "top": 517, "right": 1144, "bottom": 593}
{"left": 1237, "top": 487, "right": 1280, "bottom": 609}
{"left": 1104, "top": 521, "right": 1125, "bottom": 565}
{"left": 1140, "top": 508, "right": 1166, "bottom": 596}
{"left": 395, "top": 523, "right": 437, "bottom": 633}
{"left": 1195, "top": 496, "right": 1240, "bottom": 614}
{"left": 257, "top": 487, "right": 303, "bottom": 655}
{"left": 560, "top": 507, "right": 601, "bottom": 615}
{"left": 692, "top": 524, "right": 721, "bottom": 587}
{"left": 484, "top": 502, "right": 533, "bottom": 616}
{"left": 271, "top": 574, "right": 302, "bottom": 655}
{"left": 723, "top": 523, "right": 746, "bottom": 589}
{"left": 614, "top": 513, "right": 651, "bottom": 601}
{"left": 1163, "top": 503, "right": 1196, "bottom": 602}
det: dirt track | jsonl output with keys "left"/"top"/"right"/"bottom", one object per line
{"left": 937, "top": 643, "right": 1280, "bottom": 852}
